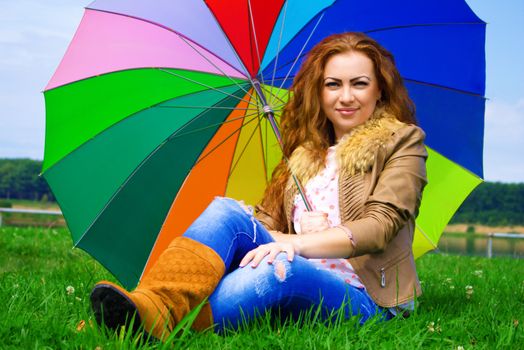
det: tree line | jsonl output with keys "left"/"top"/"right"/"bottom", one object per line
{"left": 449, "top": 181, "right": 524, "bottom": 226}
{"left": 0, "top": 158, "right": 523, "bottom": 225}
{"left": 0, "top": 159, "right": 54, "bottom": 201}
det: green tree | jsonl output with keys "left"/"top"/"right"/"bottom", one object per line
{"left": 451, "top": 182, "right": 524, "bottom": 225}
{"left": 0, "top": 159, "right": 54, "bottom": 201}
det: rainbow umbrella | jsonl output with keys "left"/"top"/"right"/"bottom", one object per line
{"left": 43, "top": 0, "right": 485, "bottom": 289}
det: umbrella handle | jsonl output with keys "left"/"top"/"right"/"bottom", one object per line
{"left": 252, "top": 80, "right": 313, "bottom": 212}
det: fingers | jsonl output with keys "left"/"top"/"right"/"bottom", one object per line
{"left": 239, "top": 243, "right": 295, "bottom": 268}
{"left": 238, "top": 249, "right": 259, "bottom": 268}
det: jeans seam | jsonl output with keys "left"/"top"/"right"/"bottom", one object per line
{"left": 224, "top": 231, "right": 260, "bottom": 266}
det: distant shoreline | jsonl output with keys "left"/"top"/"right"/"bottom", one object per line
{"left": 445, "top": 224, "right": 524, "bottom": 234}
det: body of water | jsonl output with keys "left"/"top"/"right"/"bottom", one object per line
{"left": 437, "top": 232, "right": 524, "bottom": 258}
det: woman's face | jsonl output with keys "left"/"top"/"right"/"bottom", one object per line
{"left": 320, "top": 51, "right": 382, "bottom": 141}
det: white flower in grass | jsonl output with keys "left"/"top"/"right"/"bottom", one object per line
{"left": 465, "top": 285, "right": 474, "bottom": 299}
{"left": 427, "top": 320, "right": 442, "bottom": 333}
{"left": 473, "top": 270, "right": 483, "bottom": 277}
{"left": 66, "top": 285, "right": 75, "bottom": 295}
{"left": 457, "top": 346, "right": 464, "bottom": 350}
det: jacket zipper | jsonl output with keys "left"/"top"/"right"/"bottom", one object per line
{"left": 380, "top": 268, "right": 386, "bottom": 288}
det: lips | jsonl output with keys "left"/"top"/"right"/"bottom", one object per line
{"left": 336, "top": 107, "right": 359, "bottom": 115}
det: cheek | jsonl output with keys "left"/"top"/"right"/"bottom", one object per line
{"left": 320, "top": 91, "right": 333, "bottom": 110}
{"left": 320, "top": 90, "right": 330, "bottom": 103}
{"left": 360, "top": 91, "right": 379, "bottom": 109}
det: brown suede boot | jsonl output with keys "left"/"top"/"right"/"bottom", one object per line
{"left": 90, "top": 236, "right": 225, "bottom": 340}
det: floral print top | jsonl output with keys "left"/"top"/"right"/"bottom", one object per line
{"left": 292, "top": 146, "right": 365, "bottom": 289}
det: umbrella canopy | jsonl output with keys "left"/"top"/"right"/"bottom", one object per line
{"left": 43, "top": 0, "right": 486, "bottom": 289}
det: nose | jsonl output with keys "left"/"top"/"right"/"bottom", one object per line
{"left": 339, "top": 85, "right": 354, "bottom": 104}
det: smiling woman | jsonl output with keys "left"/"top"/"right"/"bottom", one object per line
{"left": 321, "top": 52, "right": 382, "bottom": 140}
{"left": 90, "top": 32, "right": 428, "bottom": 340}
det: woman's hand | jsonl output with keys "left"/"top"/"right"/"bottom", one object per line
{"left": 239, "top": 242, "right": 297, "bottom": 268}
{"left": 300, "top": 211, "right": 330, "bottom": 234}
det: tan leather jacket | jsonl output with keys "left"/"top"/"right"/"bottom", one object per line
{"left": 256, "top": 123, "right": 428, "bottom": 307}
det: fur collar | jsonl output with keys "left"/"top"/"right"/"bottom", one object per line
{"left": 288, "top": 108, "right": 405, "bottom": 184}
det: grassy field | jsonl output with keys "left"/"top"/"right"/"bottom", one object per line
{"left": 0, "top": 226, "right": 522, "bottom": 349}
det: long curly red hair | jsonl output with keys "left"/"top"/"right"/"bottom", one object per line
{"left": 258, "top": 32, "right": 416, "bottom": 231}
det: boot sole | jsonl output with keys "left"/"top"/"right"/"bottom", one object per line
{"left": 90, "top": 283, "right": 143, "bottom": 335}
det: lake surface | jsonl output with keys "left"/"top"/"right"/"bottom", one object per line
{"left": 437, "top": 232, "right": 524, "bottom": 258}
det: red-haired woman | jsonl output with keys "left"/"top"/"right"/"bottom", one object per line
{"left": 90, "top": 32, "right": 427, "bottom": 340}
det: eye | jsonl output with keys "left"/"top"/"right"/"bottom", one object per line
{"left": 354, "top": 81, "right": 369, "bottom": 87}
{"left": 325, "top": 81, "right": 340, "bottom": 88}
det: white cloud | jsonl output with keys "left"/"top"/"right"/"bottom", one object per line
{"left": 483, "top": 98, "right": 524, "bottom": 183}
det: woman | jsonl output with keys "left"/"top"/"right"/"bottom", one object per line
{"left": 90, "top": 32, "right": 427, "bottom": 340}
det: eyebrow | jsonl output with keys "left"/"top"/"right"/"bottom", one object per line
{"left": 324, "top": 76, "right": 372, "bottom": 82}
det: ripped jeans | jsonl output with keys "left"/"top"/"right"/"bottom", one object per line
{"left": 183, "top": 197, "right": 385, "bottom": 332}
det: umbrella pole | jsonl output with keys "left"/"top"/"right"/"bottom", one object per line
{"left": 252, "top": 80, "right": 313, "bottom": 211}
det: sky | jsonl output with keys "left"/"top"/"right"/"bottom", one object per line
{"left": 0, "top": 0, "right": 523, "bottom": 183}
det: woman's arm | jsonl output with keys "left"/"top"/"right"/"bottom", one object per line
{"left": 241, "top": 125, "right": 427, "bottom": 267}
{"left": 342, "top": 125, "right": 427, "bottom": 256}
{"left": 239, "top": 228, "right": 352, "bottom": 267}
{"left": 272, "top": 229, "right": 354, "bottom": 258}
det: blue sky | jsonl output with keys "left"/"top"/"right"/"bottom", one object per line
{"left": 0, "top": 0, "right": 522, "bottom": 183}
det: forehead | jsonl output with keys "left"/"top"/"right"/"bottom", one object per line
{"left": 323, "top": 51, "right": 375, "bottom": 78}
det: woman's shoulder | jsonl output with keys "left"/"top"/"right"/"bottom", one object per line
{"left": 388, "top": 123, "right": 426, "bottom": 150}
{"left": 393, "top": 123, "right": 426, "bottom": 141}
{"left": 384, "top": 123, "right": 428, "bottom": 162}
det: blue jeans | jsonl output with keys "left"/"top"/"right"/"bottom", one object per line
{"left": 183, "top": 197, "right": 386, "bottom": 332}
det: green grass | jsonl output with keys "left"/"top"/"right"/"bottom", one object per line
{"left": 0, "top": 226, "right": 522, "bottom": 349}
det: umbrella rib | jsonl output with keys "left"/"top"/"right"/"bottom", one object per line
{"left": 166, "top": 93, "right": 260, "bottom": 143}
{"left": 173, "top": 32, "right": 256, "bottom": 100}
{"left": 256, "top": 114, "right": 269, "bottom": 182}
{"left": 227, "top": 112, "right": 265, "bottom": 178}
{"left": 364, "top": 22, "right": 486, "bottom": 35}
{"left": 247, "top": 0, "right": 266, "bottom": 87}
{"left": 271, "top": 102, "right": 286, "bottom": 112}
{"left": 157, "top": 105, "right": 256, "bottom": 111}
{"left": 158, "top": 69, "right": 259, "bottom": 108}
{"left": 84, "top": 7, "right": 249, "bottom": 80}
{"left": 73, "top": 94, "right": 255, "bottom": 246}
{"left": 404, "top": 78, "right": 487, "bottom": 98}
{"left": 265, "top": 87, "right": 288, "bottom": 107}
{"left": 269, "top": 21, "right": 485, "bottom": 79}
{"left": 199, "top": 2, "right": 268, "bottom": 105}
{"left": 276, "top": 12, "right": 325, "bottom": 93}
{"left": 268, "top": 1, "right": 288, "bottom": 108}
{"left": 202, "top": 1, "right": 257, "bottom": 84}
{"left": 169, "top": 110, "right": 261, "bottom": 140}
{"left": 192, "top": 114, "right": 260, "bottom": 168}
{"left": 415, "top": 223, "right": 438, "bottom": 250}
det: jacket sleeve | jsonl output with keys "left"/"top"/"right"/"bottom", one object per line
{"left": 342, "top": 125, "right": 428, "bottom": 256}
